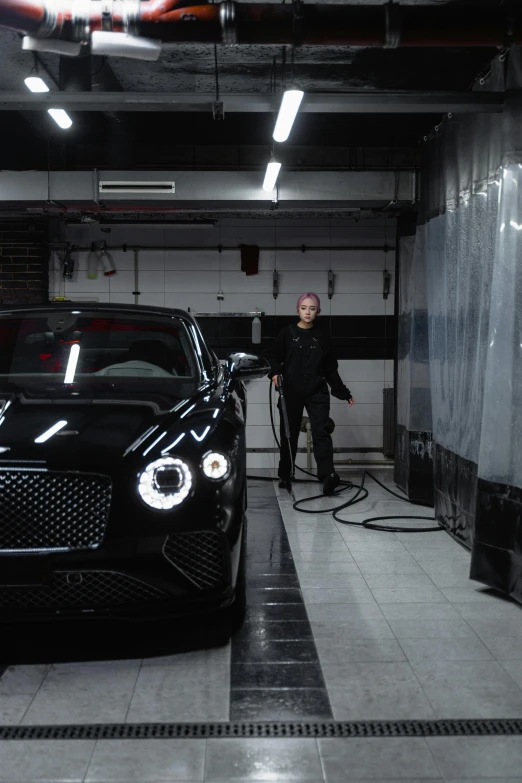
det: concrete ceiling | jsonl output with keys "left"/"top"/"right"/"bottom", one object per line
{"left": 0, "top": 0, "right": 505, "bottom": 218}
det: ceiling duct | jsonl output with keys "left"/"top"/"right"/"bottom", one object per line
{"left": 99, "top": 181, "right": 176, "bottom": 195}
{"left": 0, "top": 1, "right": 520, "bottom": 49}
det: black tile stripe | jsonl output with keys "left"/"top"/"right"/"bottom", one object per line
{"left": 230, "top": 481, "right": 334, "bottom": 721}
{"left": 2, "top": 720, "right": 522, "bottom": 740}
{"left": 199, "top": 315, "right": 397, "bottom": 360}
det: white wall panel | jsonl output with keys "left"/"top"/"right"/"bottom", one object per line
{"left": 247, "top": 453, "right": 275, "bottom": 470}
{"left": 137, "top": 292, "right": 166, "bottom": 308}
{"left": 332, "top": 425, "right": 383, "bottom": 449}
{"left": 330, "top": 402, "right": 382, "bottom": 428}
{"left": 109, "top": 292, "right": 135, "bottom": 304}
{"left": 221, "top": 271, "right": 273, "bottom": 294}
{"left": 245, "top": 426, "right": 277, "bottom": 449}
{"left": 109, "top": 271, "right": 135, "bottom": 293}
{"left": 333, "top": 271, "right": 395, "bottom": 294}
{"left": 330, "top": 250, "right": 394, "bottom": 271}
{"left": 247, "top": 404, "right": 276, "bottom": 426}
{"left": 165, "top": 250, "right": 217, "bottom": 271}
{"left": 135, "top": 250, "right": 165, "bottom": 271}
{"left": 220, "top": 293, "right": 276, "bottom": 315}
{"left": 244, "top": 379, "right": 272, "bottom": 404}
{"left": 164, "top": 270, "right": 220, "bottom": 292}
{"left": 65, "top": 273, "right": 110, "bottom": 294}
{"left": 278, "top": 272, "right": 328, "bottom": 294}
{"left": 137, "top": 271, "right": 167, "bottom": 293}
{"left": 330, "top": 294, "right": 389, "bottom": 316}
{"left": 66, "top": 292, "right": 111, "bottom": 303}
{"left": 165, "top": 293, "right": 218, "bottom": 312}
{"left": 338, "top": 360, "right": 386, "bottom": 383}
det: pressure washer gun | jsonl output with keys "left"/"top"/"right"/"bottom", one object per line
{"left": 275, "top": 374, "right": 296, "bottom": 500}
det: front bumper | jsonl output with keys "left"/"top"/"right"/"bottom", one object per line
{"left": 0, "top": 528, "right": 240, "bottom": 622}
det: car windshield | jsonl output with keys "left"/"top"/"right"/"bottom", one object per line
{"left": 0, "top": 310, "right": 201, "bottom": 403}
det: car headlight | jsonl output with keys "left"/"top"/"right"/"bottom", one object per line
{"left": 201, "top": 452, "right": 230, "bottom": 481}
{"left": 138, "top": 457, "right": 192, "bottom": 510}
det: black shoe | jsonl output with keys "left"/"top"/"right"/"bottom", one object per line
{"left": 278, "top": 479, "right": 291, "bottom": 490}
{"left": 322, "top": 472, "right": 340, "bottom": 496}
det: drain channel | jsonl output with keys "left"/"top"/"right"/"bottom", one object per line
{"left": 1, "top": 720, "right": 522, "bottom": 740}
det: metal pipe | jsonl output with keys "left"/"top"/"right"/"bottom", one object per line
{"left": 0, "top": 0, "right": 520, "bottom": 47}
{"left": 50, "top": 243, "right": 393, "bottom": 253}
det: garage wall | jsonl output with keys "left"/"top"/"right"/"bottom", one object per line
{"left": 50, "top": 218, "right": 395, "bottom": 468}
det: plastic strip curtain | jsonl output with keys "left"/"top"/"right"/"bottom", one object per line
{"left": 417, "top": 48, "right": 522, "bottom": 599}
{"left": 396, "top": 230, "right": 433, "bottom": 502}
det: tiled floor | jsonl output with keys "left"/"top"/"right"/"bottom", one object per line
{"left": 2, "top": 468, "right": 522, "bottom": 781}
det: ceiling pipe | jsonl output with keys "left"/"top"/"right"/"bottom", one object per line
{"left": 0, "top": 0, "right": 520, "bottom": 48}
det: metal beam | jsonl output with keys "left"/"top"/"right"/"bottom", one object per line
{"left": 0, "top": 92, "right": 504, "bottom": 114}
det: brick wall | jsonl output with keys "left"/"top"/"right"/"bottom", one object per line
{"left": 0, "top": 220, "right": 49, "bottom": 305}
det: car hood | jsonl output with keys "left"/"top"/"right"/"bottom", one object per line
{"left": 0, "top": 393, "right": 221, "bottom": 470}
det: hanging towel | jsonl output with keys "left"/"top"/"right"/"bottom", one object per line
{"left": 240, "top": 245, "right": 259, "bottom": 276}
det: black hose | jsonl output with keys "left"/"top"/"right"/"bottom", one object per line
{"left": 246, "top": 378, "right": 443, "bottom": 534}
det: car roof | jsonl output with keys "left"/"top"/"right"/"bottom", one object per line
{"left": 0, "top": 302, "right": 197, "bottom": 325}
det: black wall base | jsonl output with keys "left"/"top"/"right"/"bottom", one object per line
{"left": 471, "top": 478, "right": 522, "bottom": 605}
{"left": 395, "top": 425, "right": 434, "bottom": 507}
{"left": 433, "top": 444, "right": 477, "bottom": 550}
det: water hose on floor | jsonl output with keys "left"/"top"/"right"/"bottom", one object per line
{"left": 247, "top": 377, "right": 443, "bottom": 534}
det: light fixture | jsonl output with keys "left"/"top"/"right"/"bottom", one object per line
{"left": 24, "top": 73, "right": 73, "bottom": 129}
{"left": 138, "top": 456, "right": 192, "bottom": 510}
{"left": 263, "top": 160, "right": 281, "bottom": 193}
{"left": 202, "top": 452, "right": 230, "bottom": 481}
{"left": 24, "top": 76, "right": 49, "bottom": 93}
{"left": 35, "top": 420, "right": 67, "bottom": 443}
{"left": 64, "top": 344, "right": 80, "bottom": 384}
{"left": 273, "top": 89, "right": 304, "bottom": 143}
{"left": 47, "top": 108, "right": 73, "bottom": 130}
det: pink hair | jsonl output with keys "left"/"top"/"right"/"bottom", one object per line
{"left": 297, "top": 292, "right": 321, "bottom": 315}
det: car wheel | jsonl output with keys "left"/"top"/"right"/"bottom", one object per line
{"left": 230, "top": 517, "right": 247, "bottom": 633}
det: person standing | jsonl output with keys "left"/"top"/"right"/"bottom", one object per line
{"left": 265, "top": 293, "right": 355, "bottom": 495}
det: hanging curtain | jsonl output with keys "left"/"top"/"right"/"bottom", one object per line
{"left": 411, "top": 48, "right": 522, "bottom": 601}
{"left": 396, "top": 228, "right": 433, "bottom": 505}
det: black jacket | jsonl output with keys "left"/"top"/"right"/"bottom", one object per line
{"left": 265, "top": 323, "right": 352, "bottom": 401}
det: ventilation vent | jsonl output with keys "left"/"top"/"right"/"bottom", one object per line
{"left": 99, "top": 181, "right": 175, "bottom": 194}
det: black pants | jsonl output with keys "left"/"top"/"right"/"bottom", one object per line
{"left": 278, "top": 385, "right": 334, "bottom": 481}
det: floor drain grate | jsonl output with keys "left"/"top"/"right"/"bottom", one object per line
{"left": 1, "top": 720, "right": 522, "bottom": 740}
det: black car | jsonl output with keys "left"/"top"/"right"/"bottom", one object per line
{"left": 0, "top": 304, "right": 268, "bottom": 629}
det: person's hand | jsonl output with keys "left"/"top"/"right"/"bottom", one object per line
{"left": 348, "top": 397, "right": 355, "bottom": 407}
{"left": 272, "top": 375, "right": 279, "bottom": 388}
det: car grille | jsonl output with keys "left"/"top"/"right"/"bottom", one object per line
{"left": 163, "top": 532, "right": 225, "bottom": 590}
{"left": 0, "top": 571, "right": 167, "bottom": 610}
{"left": 0, "top": 468, "right": 111, "bottom": 552}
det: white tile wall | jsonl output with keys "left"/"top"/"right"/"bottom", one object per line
{"left": 54, "top": 219, "right": 396, "bottom": 468}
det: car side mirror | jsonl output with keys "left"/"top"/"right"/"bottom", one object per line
{"left": 227, "top": 352, "right": 270, "bottom": 381}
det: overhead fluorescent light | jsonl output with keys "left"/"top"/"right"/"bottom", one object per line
{"left": 273, "top": 89, "right": 304, "bottom": 143}
{"left": 48, "top": 108, "right": 73, "bottom": 130}
{"left": 64, "top": 343, "right": 80, "bottom": 384}
{"left": 263, "top": 160, "right": 281, "bottom": 192}
{"left": 35, "top": 420, "right": 68, "bottom": 443}
{"left": 24, "top": 76, "right": 49, "bottom": 93}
